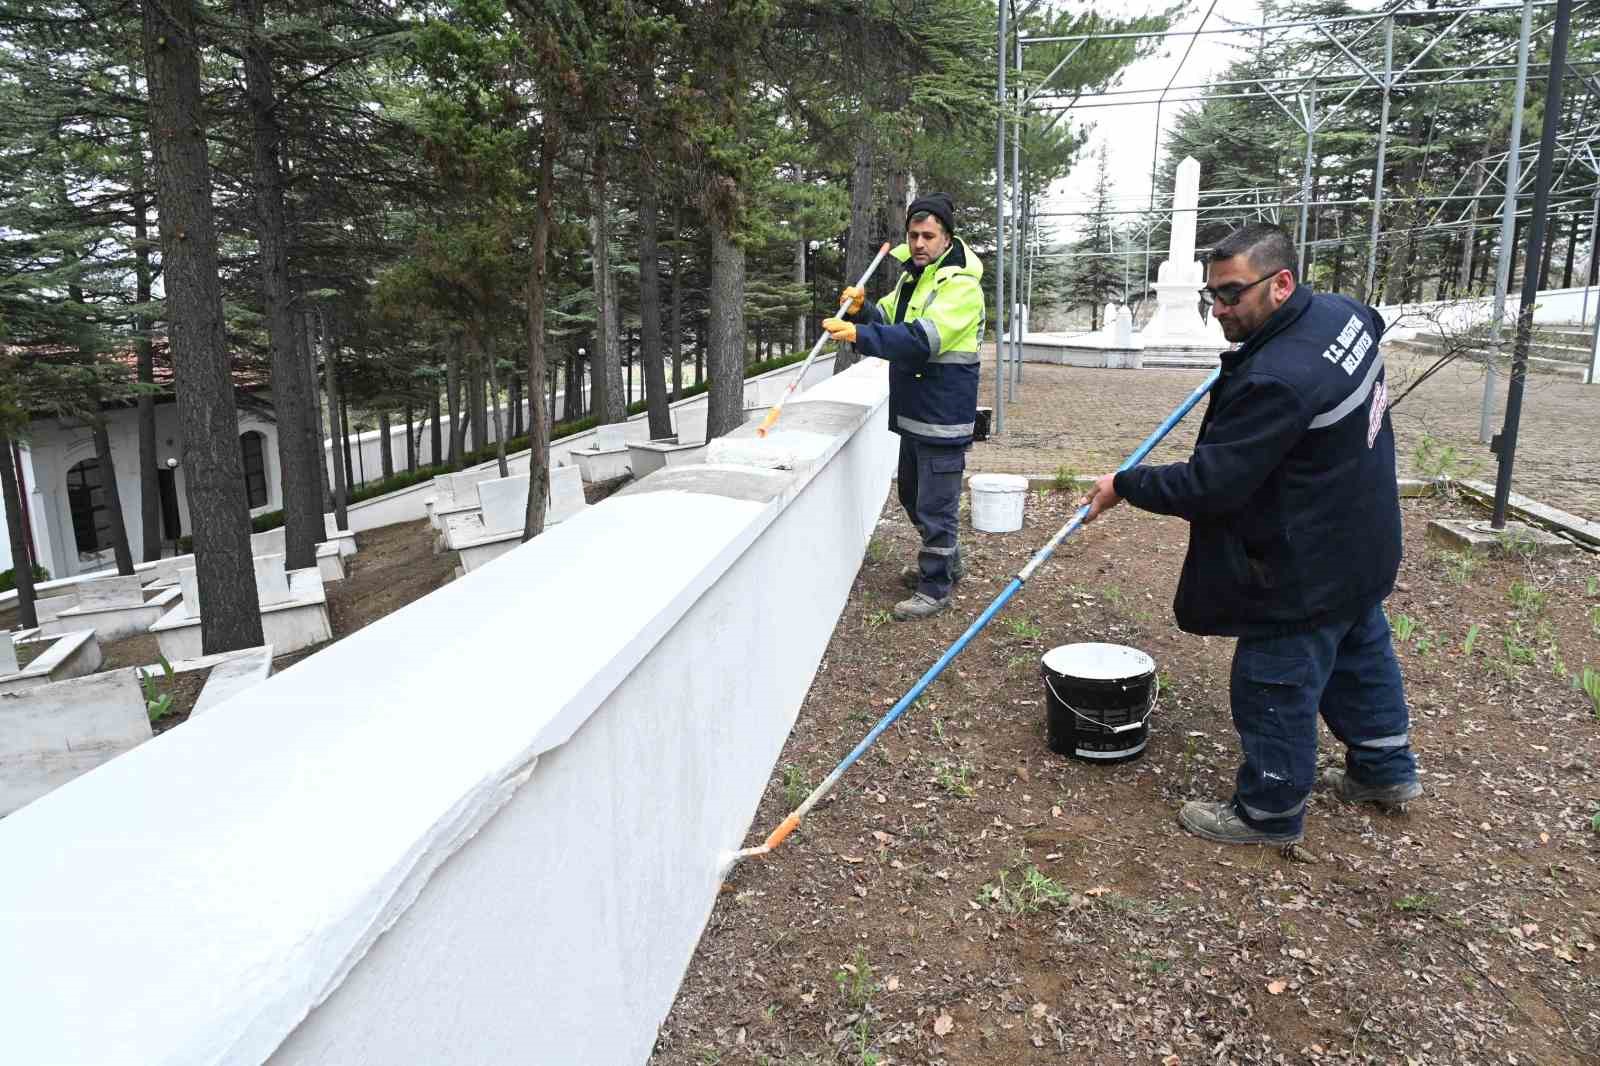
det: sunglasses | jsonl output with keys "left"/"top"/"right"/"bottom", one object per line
{"left": 1197, "top": 273, "right": 1276, "bottom": 310}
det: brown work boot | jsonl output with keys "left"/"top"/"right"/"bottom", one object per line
{"left": 1320, "top": 769, "right": 1422, "bottom": 810}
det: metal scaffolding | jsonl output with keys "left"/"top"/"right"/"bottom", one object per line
{"left": 994, "top": 0, "right": 1594, "bottom": 524}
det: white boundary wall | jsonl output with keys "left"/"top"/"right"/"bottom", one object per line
{"left": 1377, "top": 283, "right": 1600, "bottom": 340}
{"left": 0, "top": 359, "right": 895, "bottom": 1065}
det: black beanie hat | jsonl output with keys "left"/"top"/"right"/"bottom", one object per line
{"left": 906, "top": 193, "right": 955, "bottom": 236}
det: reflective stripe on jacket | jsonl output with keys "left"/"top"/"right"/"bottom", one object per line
{"left": 850, "top": 237, "right": 985, "bottom": 446}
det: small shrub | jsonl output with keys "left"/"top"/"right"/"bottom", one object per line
{"left": 0, "top": 564, "right": 49, "bottom": 592}
{"left": 1508, "top": 580, "right": 1547, "bottom": 619}
{"left": 984, "top": 864, "right": 1071, "bottom": 915}
{"left": 1051, "top": 464, "right": 1080, "bottom": 493}
{"left": 1414, "top": 434, "right": 1477, "bottom": 480}
{"left": 781, "top": 764, "right": 810, "bottom": 809}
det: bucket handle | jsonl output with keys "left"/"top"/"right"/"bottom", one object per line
{"left": 1043, "top": 674, "right": 1159, "bottom": 734}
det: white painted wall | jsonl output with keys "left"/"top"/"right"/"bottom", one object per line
{"left": 0, "top": 358, "right": 895, "bottom": 1064}
{"left": 1378, "top": 282, "right": 1600, "bottom": 340}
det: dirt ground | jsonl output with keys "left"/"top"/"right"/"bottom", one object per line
{"left": 651, "top": 489, "right": 1600, "bottom": 1066}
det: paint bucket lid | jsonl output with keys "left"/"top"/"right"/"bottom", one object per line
{"left": 1042, "top": 643, "right": 1154, "bottom": 682}
{"left": 969, "top": 473, "right": 1028, "bottom": 494}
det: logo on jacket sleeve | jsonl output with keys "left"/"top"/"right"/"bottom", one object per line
{"left": 1367, "top": 376, "right": 1389, "bottom": 448}
{"left": 1320, "top": 313, "right": 1373, "bottom": 376}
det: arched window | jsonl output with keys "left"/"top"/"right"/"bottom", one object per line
{"left": 66, "top": 458, "right": 111, "bottom": 558}
{"left": 239, "top": 431, "right": 268, "bottom": 508}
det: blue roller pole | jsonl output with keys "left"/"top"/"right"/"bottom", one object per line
{"left": 725, "top": 368, "right": 1221, "bottom": 868}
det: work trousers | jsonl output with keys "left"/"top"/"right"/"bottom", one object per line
{"left": 896, "top": 435, "right": 965, "bottom": 600}
{"left": 1229, "top": 602, "right": 1419, "bottom": 835}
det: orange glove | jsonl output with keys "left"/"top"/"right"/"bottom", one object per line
{"left": 839, "top": 285, "right": 865, "bottom": 315}
{"left": 822, "top": 317, "right": 857, "bottom": 344}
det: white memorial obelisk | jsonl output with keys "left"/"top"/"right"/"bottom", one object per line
{"left": 1139, "top": 156, "right": 1227, "bottom": 350}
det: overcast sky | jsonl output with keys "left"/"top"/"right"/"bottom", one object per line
{"left": 1040, "top": 0, "right": 1385, "bottom": 233}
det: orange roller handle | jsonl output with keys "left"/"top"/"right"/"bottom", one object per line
{"left": 761, "top": 812, "right": 802, "bottom": 852}
{"left": 755, "top": 405, "right": 784, "bottom": 438}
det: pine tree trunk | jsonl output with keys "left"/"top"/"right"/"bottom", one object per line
{"left": 794, "top": 233, "right": 807, "bottom": 354}
{"left": 128, "top": 105, "right": 162, "bottom": 563}
{"left": 510, "top": 374, "right": 523, "bottom": 438}
{"left": 836, "top": 138, "right": 875, "bottom": 374}
{"left": 238, "top": 0, "right": 318, "bottom": 570}
{"left": 405, "top": 403, "right": 416, "bottom": 473}
{"left": 90, "top": 420, "right": 135, "bottom": 575}
{"left": 524, "top": 117, "right": 555, "bottom": 541}
{"left": 446, "top": 341, "right": 463, "bottom": 468}
{"left": 706, "top": 206, "right": 746, "bottom": 440}
{"left": 640, "top": 174, "right": 672, "bottom": 435}
{"left": 480, "top": 327, "right": 509, "bottom": 478}
{"left": 378, "top": 409, "right": 393, "bottom": 479}
{"left": 1, "top": 435, "right": 37, "bottom": 629}
{"left": 589, "top": 147, "right": 627, "bottom": 425}
{"left": 670, "top": 211, "right": 684, "bottom": 401}
{"left": 325, "top": 344, "right": 349, "bottom": 529}
{"left": 563, "top": 351, "right": 580, "bottom": 422}
{"left": 1560, "top": 212, "right": 1579, "bottom": 288}
{"left": 339, "top": 388, "right": 354, "bottom": 489}
{"left": 428, "top": 388, "right": 441, "bottom": 467}
{"left": 141, "top": 0, "right": 263, "bottom": 653}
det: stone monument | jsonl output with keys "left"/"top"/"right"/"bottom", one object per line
{"left": 1138, "top": 156, "right": 1228, "bottom": 351}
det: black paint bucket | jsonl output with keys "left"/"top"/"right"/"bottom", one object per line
{"left": 974, "top": 407, "right": 993, "bottom": 441}
{"left": 1041, "top": 643, "right": 1157, "bottom": 763}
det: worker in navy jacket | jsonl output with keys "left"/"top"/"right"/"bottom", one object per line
{"left": 1082, "top": 223, "right": 1422, "bottom": 846}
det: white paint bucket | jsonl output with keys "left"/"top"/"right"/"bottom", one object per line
{"left": 969, "top": 473, "right": 1028, "bottom": 533}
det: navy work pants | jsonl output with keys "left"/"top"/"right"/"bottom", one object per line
{"left": 1229, "top": 602, "right": 1419, "bottom": 835}
{"left": 896, "top": 436, "right": 965, "bottom": 600}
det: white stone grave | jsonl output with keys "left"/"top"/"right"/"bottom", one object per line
{"left": 0, "top": 667, "right": 152, "bottom": 816}
{"left": 628, "top": 437, "right": 709, "bottom": 479}
{"left": 0, "top": 633, "right": 16, "bottom": 675}
{"left": 548, "top": 464, "right": 587, "bottom": 524}
{"left": 152, "top": 568, "right": 330, "bottom": 662}
{"left": 316, "top": 541, "right": 345, "bottom": 582}
{"left": 0, "top": 630, "right": 102, "bottom": 696}
{"left": 41, "top": 575, "right": 176, "bottom": 642}
{"left": 477, "top": 476, "right": 528, "bottom": 535}
{"left": 254, "top": 554, "right": 293, "bottom": 607}
{"left": 321, "top": 514, "right": 359, "bottom": 557}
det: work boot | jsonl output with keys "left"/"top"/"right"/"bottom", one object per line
{"left": 900, "top": 549, "right": 966, "bottom": 590}
{"left": 893, "top": 591, "right": 950, "bottom": 622}
{"left": 1320, "top": 768, "right": 1422, "bottom": 810}
{"left": 1177, "top": 801, "right": 1303, "bottom": 845}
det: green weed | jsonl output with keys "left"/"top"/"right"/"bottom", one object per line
{"left": 1586, "top": 575, "right": 1598, "bottom": 597}
{"left": 1394, "top": 894, "right": 1438, "bottom": 913}
{"left": 833, "top": 947, "right": 876, "bottom": 1010}
{"left": 1502, "top": 631, "right": 1536, "bottom": 667}
{"left": 935, "top": 759, "right": 976, "bottom": 798}
{"left": 1414, "top": 434, "right": 1477, "bottom": 480}
{"left": 1589, "top": 605, "right": 1600, "bottom": 636}
{"left": 865, "top": 609, "right": 893, "bottom": 630}
{"left": 864, "top": 537, "right": 886, "bottom": 564}
{"left": 781, "top": 765, "right": 810, "bottom": 809}
{"left": 1577, "top": 667, "right": 1600, "bottom": 719}
{"left": 1006, "top": 654, "right": 1035, "bottom": 671}
{"left": 1007, "top": 617, "right": 1043, "bottom": 640}
{"left": 1102, "top": 585, "right": 1125, "bottom": 608}
{"left": 140, "top": 654, "right": 176, "bottom": 723}
{"left": 1508, "top": 579, "right": 1547, "bottom": 618}
{"left": 1436, "top": 549, "right": 1482, "bottom": 586}
{"left": 1391, "top": 613, "right": 1418, "bottom": 643}
{"left": 984, "top": 864, "right": 1071, "bottom": 915}
{"left": 1463, "top": 623, "right": 1481, "bottom": 657}
{"left": 1052, "top": 464, "right": 1080, "bottom": 493}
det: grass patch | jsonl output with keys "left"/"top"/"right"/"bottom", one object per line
{"left": 934, "top": 758, "right": 976, "bottom": 798}
{"left": 833, "top": 947, "right": 876, "bottom": 1010}
{"left": 1394, "top": 893, "right": 1439, "bottom": 913}
{"left": 1434, "top": 548, "right": 1482, "bottom": 586}
{"left": 1007, "top": 617, "right": 1043, "bottom": 640}
{"left": 983, "top": 864, "right": 1071, "bottom": 915}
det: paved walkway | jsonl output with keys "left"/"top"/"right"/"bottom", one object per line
{"left": 967, "top": 344, "right": 1600, "bottom": 520}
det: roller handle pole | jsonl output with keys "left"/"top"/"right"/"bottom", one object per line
{"left": 757, "top": 242, "right": 893, "bottom": 437}
{"left": 734, "top": 368, "right": 1220, "bottom": 863}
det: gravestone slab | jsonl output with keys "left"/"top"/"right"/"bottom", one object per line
{"left": 254, "top": 554, "right": 292, "bottom": 607}
{"left": 78, "top": 575, "right": 145, "bottom": 611}
{"left": 596, "top": 424, "right": 627, "bottom": 451}
{"left": 0, "top": 668, "right": 152, "bottom": 816}
{"left": 0, "top": 633, "right": 16, "bottom": 675}
{"left": 549, "top": 465, "right": 587, "bottom": 524}
{"left": 478, "top": 476, "right": 529, "bottom": 535}
{"left": 179, "top": 567, "right": 201, "bottom": 619}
